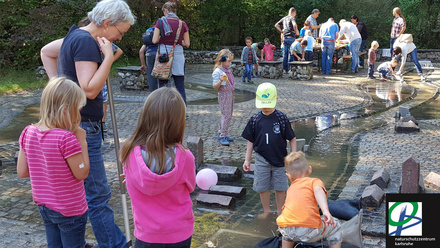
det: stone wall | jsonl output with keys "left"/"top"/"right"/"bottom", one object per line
{"left": 117, "top": 66, "right": 147, "bottom": 91}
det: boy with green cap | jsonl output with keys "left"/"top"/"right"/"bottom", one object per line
{"left": 242, "top": 82, "right": 297, "bottom": 215}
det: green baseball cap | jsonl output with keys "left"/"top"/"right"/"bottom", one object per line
{"left": 256, "top": 83, "right": 277, "bottom": 108}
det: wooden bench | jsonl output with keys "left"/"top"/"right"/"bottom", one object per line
{"left": 230, "top": 60, "right": 283, "bottom": 79}
{"left": 342, "top": 52, "right": 367, "bottom": 71}
{"left": 288, "top": 61, "right": 313, "bottom": 80}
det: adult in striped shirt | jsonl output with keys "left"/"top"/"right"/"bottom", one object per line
{"left": 17, "top": 77, "right": 90, "bottom": 248}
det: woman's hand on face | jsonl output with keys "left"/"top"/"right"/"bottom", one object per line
{"left": 97, "top": 37, "right": 114, "bottom": 60}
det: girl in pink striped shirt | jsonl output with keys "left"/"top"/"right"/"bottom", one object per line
{"left": 17, "top": 77, "right": 90, "bottom": 248}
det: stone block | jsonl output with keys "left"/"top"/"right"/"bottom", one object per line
{"left": 370, "top": 168, "right": 390, "bottom": 189}
{"left": 395, "top": 120, "right": 420, "bottom": 133}
{"left": 186, "top": 136, "right": 203, "bottom": 168}
{"left": 424, "top": 172, "right": 440, "bottom": 192}
{"left": 208, "top": 185, "right": 246, "bottom": 198}
{"left": 400, "top": 116, "right": 419, "bottom": 126}
{"left": 196, "top": 193, "right": 235, "bottom": 208}
{"left": 400, "top": 156, "right": 424, "bottom": 193}
{"left": 361, "top": 184, "right": 384, "bottom": 208}
{"left": 202, "top": 164, "right": 242, "bottom": 182}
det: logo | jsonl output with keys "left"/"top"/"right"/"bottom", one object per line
{"left": 388, "top": 202, "right": 422, "bottom": 236}
{"left": 261, "top": 93, "right": 270, "bottom": 99}
{"left": 273, "top": 124, "right": 280, "bottom": 134}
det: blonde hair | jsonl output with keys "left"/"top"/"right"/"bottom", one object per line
{"left": 213, "top": 49, "right": 234, "bottom": 70}
{"left": 119, "top": 87, "right": 186, "bottom": 174}
{"left": 264, "top": 38, "right": 270, "bottom": 44}
{"left": 37, "top": 77, "right": 86, "bottom": 133}
{"left": 285, "top": 151, "right": 309, "bottom": 177}
{"left": 371, "top": 41, "right": 379, "bottom": 48}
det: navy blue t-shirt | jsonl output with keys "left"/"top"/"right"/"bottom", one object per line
{"left": 58, "top": 25, "right": 103, "bottom": 122}
{"left": 241, "top": 109, "right": 296, "bottom": 167}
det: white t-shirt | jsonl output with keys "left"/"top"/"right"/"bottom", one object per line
{"left": 393, "top": 40, "right": 416, "bottom": 66}
{"left": 339, "top": 22, "right": 361, "bottom": 42}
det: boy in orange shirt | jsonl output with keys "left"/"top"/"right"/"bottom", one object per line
{"left": 276, "top": 152, "right": 342, "bottom": 248}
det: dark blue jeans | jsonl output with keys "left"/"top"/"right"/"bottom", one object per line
{"left": 359, "top": 39, "right": 367, "bottom": 67}
{"left": 409, "top": 48, "right": 423, "bottom": 74}
{"left": 283, "top": 37, "right": 295, "bottom": 71}
{"left": 80, "top": 120, "right": 126, "bottom": 248}
{"left": 146, "top": 52, "right": 159, "bottom": 92}
{"left": 38, "top": 205, "right": 87, "bottom": 248}
{"left": 305, "top": 51, "right": 313, "bottom": 62}
{"left": 390, "top": 38, "right": 397, "bottom": 55}
{"left": 368, "top": 64, "right": 375, "bottom": 77}
{"left": 159, "top": 75, "right": 186, "bottom": 103}
{"left": 135, "top": 236, "right": 192, "bottom": 248}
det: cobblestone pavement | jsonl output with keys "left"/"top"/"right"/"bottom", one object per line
{"left": 0, "top": 65, "right": 439, "bottom": 247}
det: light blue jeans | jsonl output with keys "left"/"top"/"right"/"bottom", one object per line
{"left": 38, "top": 205, "right": 87, "bottom": 248}
{"left": 80, "top": 120, "right": 126, "bottom": 248}
{"left": 243, "top": 63, "right": 253, "bottom": 82}
{"left": 321, "top": 41, "right": 335, "bottom": 74}
{"left": 409, "top": 48, "right": 423, "bottom": 74}
{"left": 350, "top": 38, "right": 362, "bottom": 72}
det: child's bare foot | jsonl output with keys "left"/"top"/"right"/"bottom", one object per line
{"left": 257, "top": 211, "right": 271, "bottom": 219}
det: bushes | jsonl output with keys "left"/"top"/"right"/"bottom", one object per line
{"left": 1, "top": 0, "right": 439, "bottom": 69}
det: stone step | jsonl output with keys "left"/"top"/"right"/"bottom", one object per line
{"left": 201, "top": 164, "right": 242, "bottom": 182}
{"left": 209, "top": 185, "right": 246, "bottom": 199}
{"left": 196, "top": 193, "right": 235, "bottom": 208}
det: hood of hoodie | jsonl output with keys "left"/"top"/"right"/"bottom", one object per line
{"left": 125, "top": 145, "right": 186, "bottom": 196}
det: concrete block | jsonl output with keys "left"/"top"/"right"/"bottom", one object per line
{"left": 209, "top": 185, "right": 246, "bottom": 198}
{"left": 196, "top": 193, "right": 235, "bottom": 208}
{"left": 202, "top": 164, "right": 242, "bottom": 182}
{"left": 370, "top": 168, "right": 390, "bottom": 189}
{"left": 400, "top": 116, "right": 419, "bottom": 126}
{"left": 361, "top": 184, "right": 384, "bottom": 208}
{"left": 186, "top": 136, "right": 203, "bottom": 167}
{"left": 424, "top": 172, "right": 440, "bottom": 192}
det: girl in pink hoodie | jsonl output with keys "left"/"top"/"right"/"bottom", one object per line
{"left": 120, "top": 87, "right": 196, "bottom": 248}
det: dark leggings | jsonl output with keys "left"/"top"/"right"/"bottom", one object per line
{"left": 159, "top": 75, "right": 186, "bottom": 103}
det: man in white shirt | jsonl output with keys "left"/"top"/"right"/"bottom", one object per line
{"left": 338, "top": 19, "right": 362, "bottom": 73}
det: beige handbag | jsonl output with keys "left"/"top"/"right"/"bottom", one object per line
{"left": 151, "top": 20, "right": 182, "bottom": 80}
{"left": 399, "top": 34, "right": 413, "bottom": 43}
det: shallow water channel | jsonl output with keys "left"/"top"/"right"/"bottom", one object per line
{"left": 0, "top": 71, "right": 438, "bottom": 247}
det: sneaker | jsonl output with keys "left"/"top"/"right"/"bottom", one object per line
{"left": 219, "top": 137, "right": 230, "bottom": 146}
{"left": 102, "top": 122, "right": 108, "bottom": 132}
{"left": 367, "top": 76, "right": 376, "bottom": 79}
{"left": 421, "top": 75, "right": 426, "bottom": 81}
{"left": 255, "top": 73, "right": 259, "bottom": 78}
{"left": 247, "top": 80, "right": 254, "bottom": 84}
{"left": 242, "top": 77, "right": 246, "bottom": 83}
{"left": 218, "top": 134, "right": 234, "bottom": 142}
{"left": 283, "top": 70, "right": 289, "bottom": 74}
{"left": 358, "top": 65, "right": 364, "bottom": 69}
{"left": 251, "top": 74, "right": 254, "bottom": 78}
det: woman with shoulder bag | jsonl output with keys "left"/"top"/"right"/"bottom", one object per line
{"left": 152, "top": 1, "right": 190, "bottom": 103}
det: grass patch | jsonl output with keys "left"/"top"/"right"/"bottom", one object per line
{"left": 0, "top": 69, "right": 47, "bottom": 95}
{"left": 0, "top": 55, "right": 140, "bottom": 95}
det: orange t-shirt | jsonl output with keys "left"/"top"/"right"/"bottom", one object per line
{"left": 276, "top": 177, "right": 327, "bottom": 228}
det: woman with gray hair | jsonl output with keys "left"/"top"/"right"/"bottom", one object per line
{"left": 40, "top": 1, "right": 135, "bottom": 247}
{"left": 152, "top": 1, "right": 190, "bottom": 103}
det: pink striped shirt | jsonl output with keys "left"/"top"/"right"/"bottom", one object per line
{"left": 19, "top": 125, "right": 88, "bottom": 217}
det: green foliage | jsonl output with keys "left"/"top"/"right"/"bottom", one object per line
{"left": 1, "top": 0, "right": 439, "bottom": 70}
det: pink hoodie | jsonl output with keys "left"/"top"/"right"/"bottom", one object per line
{"left": 125, "top": 145, "right": 196, "bottom": 243}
